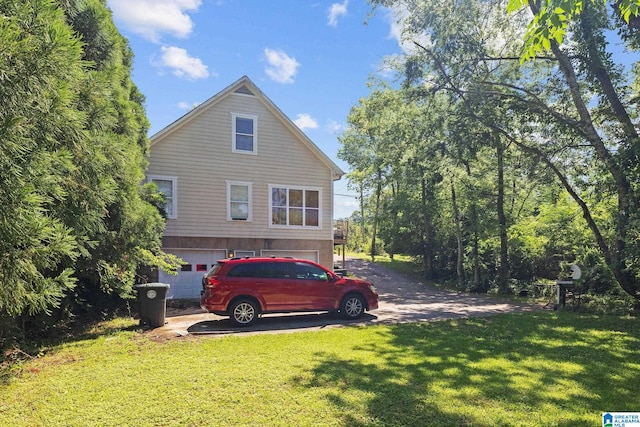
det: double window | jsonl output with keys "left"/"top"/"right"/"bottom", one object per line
{"left": 270, "top": 185, "right": 321, "bottom": 228}
{"left": 148, "top": 175, "right": 177, "bottom": 219}
{"left": 232, "top": 113, "right": 258, "bottom": 154}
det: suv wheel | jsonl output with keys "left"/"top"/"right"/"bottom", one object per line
{"left": 341, "top": 294, "right": 365, "bottom": 319}
{"left": 230, "top": 299, "right": 258, "bottom": 326}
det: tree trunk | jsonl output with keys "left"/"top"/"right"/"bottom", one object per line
{"left": 465, "top": 162, "right": 480, "bottom": 288}
{"left": 497, "top": 138, "right": 509, "bottom": 294}
{"left": 529, "top": 0, "right": 638, "bottom": 303}
{"left": 370, "top": 168, "right": 383, "bottom": 262}
{"left": 451, "top": 177, "right": 464, "bottom": 288}
{"left": 421, "top": 175, "right": 433, "bottom": 278}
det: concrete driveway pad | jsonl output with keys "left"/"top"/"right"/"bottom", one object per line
{"left": 152, "top": 257, "right": 539, "bottom": 338}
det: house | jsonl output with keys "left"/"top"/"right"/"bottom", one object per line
{"left": 146, "top": 76, "right": 345, "bottom": 299}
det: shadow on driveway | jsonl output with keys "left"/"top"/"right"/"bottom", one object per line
{"left": 152, "top": 257, "right": 540, "bottom": 338}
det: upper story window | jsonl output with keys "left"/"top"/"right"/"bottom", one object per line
{"left": 270, "top": 185, "right": 321, "bottom": 228}
{"left": 232, "top": 113, "right": 258, "bottom": 154}
{"left": 227, "top": 181, "right": 252, "bottom": 221}
{"left": 148, "top": 175, "right": 177, "bottom": 219}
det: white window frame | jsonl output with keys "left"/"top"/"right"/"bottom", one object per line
{"left": 226, "top": 181, "right": 253, "bottom": 222}
{"left": 148, "top": 175, "right": 178, "bottom": 219}
{"left": 269, "top": 184, "right": 322, "bottom": 229}
{"left": 233, "top": 250, "right": 256, "bottom": 258}
{"left": 231, "top": 113, "right": 258, "bottom": 154}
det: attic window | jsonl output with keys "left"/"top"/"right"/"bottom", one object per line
{"left": 232, "top": 113, "right": 258, "bottom": 154}
{"left": 234, "top": 85, "right": 255, "bottom": 96}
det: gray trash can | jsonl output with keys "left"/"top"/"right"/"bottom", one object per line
{"left": 134, "top": 283, "right": 170, "bottom": 328}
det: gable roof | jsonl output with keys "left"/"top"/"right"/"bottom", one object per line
{"left": 149, "top": 75, "right": 345, "bottom": 181}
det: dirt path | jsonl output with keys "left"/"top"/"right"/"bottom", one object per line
{"left": 152, "top": 257, "right": 540, "bottom": 338}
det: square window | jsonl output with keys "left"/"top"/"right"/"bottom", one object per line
{"left": 290, "top": 208, "right": 303, "bottom": 226}
{"left": 272, "top": 187, "right": 287, "bottom": 207}
{"left": 306, "top": 190, "right": 319, "bottom": 208}
{"left": 290, "top": 189, "right": 303, "bottom": 207}
{"left": 305, "top": 209, "right": 319, "bottom": 226}
{"left": 196, "top": 264, "right": 207, "bottom": 272}
{"left": 236, "top": 117, "right": 253, "bottom": 134}
{"left": 272, "top": 207, "right": 287, "bottom": 225}
{"left": 181, "top": 264, "right": 192, "bottom": 272}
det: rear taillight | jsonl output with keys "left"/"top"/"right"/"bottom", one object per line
{"left": 206, "top": 277, "right": 220, "bottom": 288}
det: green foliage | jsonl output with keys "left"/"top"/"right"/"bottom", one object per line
{"left": 358, "top": 0, "right": 640, "bottom": 306}
{"left": 0, "top": 0, "right": 84, "bottom": 318}
{"left": 508, "top": 0, "right": 640, "bottom": 60}
{"left": 0, "top": 0, "right": 178, "bottom": 335}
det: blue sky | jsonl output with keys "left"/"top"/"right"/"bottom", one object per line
{"left": 106, "top": 0, "right": 405, "bottom": 219}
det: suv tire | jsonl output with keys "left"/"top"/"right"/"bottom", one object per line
{"left": 340, "top": 293, "right": 365, "bottom": 320}
{"left": 230, "top": 299, "right": 258, "bottom": 327}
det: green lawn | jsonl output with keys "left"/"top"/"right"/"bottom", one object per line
{"left": 1, "top": 312, "right": 639, "bottom": 426}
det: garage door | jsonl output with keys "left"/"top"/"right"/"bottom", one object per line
{"left": 159, "top": 249, "right": 227, "bottom": 299}
{"left": 260, "top": 250, "right": 318, "bottom": 263}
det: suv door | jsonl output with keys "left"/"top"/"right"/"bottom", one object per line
{"left": 293, "top": 262, "right": 337, "bottom": 310}
{"left": 253, "top": 262, "right": 297, "bottom": 311}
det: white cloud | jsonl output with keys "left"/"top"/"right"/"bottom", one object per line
{"left": 327, "top": 120, "right": 345, "bottom": 134}
{"left": 157, "top": 46, "right": 209, "bottom": 80}
{"left": 328, "top": 1, "right": 348, "bottom": 27}
{"left": 293, "top": 114, "right": 319, "bottom": 130}
{"left": 385, "top": 5, "right": 431, "bottom": 54}
{"left": 108, "top": 0, "right": 202, "bottom": 43}
{"left": 264, "top": 48, "right": 300, "bottom": 84}
{"left": 178, "top": 101, "right": 200, "bottom": 110}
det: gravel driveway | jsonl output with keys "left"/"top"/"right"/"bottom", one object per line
{"left": 153, "top": 257, "right": 539, "bottom": 338}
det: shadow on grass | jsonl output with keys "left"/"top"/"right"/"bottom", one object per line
{"left": 296, "top": 312, "right": 640, "bottom": 426}
{"left": 0, "top": 316, "right": 139, "bottom": 385}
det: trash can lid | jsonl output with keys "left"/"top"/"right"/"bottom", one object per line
{"left": 134, "top": 283, "right": 170, "bottom": 289}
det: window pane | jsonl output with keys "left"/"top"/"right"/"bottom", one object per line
{"left": 272, "top": 188, "right": 287, "bottom": 207}
{"left": 236, "top": 117, "right": 253, "bottom": 134}
{"left": 290, "top": 208, "right": 303, "bottom": 225}
{"left": 305, "top": 209, "right": 319, "bottom": 226}
{"left": 272, "top": 207, "right": 287, "bottom": 225}
{"left": 153, "top": 179, "right": 173, "bottom": 217}
{"left": 154, "top": 179, "right": 172, "bottom": 196}
{"left": 231, "top": 202, "right": 248, "bottom": 219}
{"left": 231, "top": 184, "right": 248, "bottom": 202}
{"left": 306, "top": 190, "right": 319, "bottom": 208}
{"left": 236, "top": 134, "right": 253, "bottom": 151}
{"left": 295, "top": 263, "right": 328, "bottom": 281}
{"left": 290, "top": 189, "right": 303, "bottom": 207}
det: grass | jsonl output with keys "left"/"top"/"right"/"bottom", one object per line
{"left": 1, "top": 311, "right": 639, "bottom": 426}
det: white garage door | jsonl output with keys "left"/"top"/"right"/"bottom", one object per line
{"left": 260, "top": 250, "right": 318, "bottom": 263}
{"left": 159, "top": 249, "right": 227, "bottom": 299}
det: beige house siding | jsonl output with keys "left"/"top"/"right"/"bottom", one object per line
{"left": 147, "top": 76, "right": 343, "bottom": 273}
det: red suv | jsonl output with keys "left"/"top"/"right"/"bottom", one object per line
{"left": 201, "top": 257, "right": 378, "bottom": 326}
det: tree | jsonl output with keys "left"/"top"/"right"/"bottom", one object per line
{"left": 0, "top": 0, "right": 84, "bottom": 319}
{"left": 507, "top": 0, "right": 640, "bottom": 60}
{"left": 0, "top": 0, "right": 178, "bottom": 335}
{"left": 371, "top": 0, "right": 640, "bottom": 304}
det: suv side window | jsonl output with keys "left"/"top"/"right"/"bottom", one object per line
{"left": 226, "top": 263, "right": 260, "bottom": 278}
{"left": 258, "top": 262, "right": 293, "bottom": 279}
{"left": 294, "top": 262, "right": 328, "bottom": 281}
